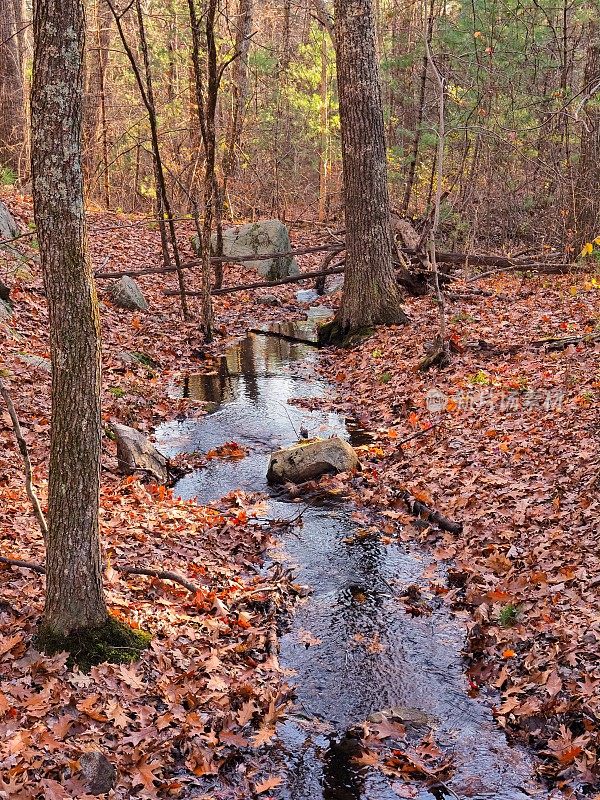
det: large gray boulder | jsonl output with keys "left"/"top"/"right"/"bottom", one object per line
{"left": 110, "top": 423, "right": 168, "bottom": 484}
{"left": 193, "top": 220, "right": 299, "bottom": 281}
{"left": 267, "top": 437, "right": 360, "bottom": 484}
{"left": 0, "top": 201, "right": 19, "bottom": 241}
{"left": 109, "top": 275, "right": 148, "bottom": 312}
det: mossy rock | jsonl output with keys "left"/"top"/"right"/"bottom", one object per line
{"left": 35, "top": 616, "right": 151, "bottom": 671}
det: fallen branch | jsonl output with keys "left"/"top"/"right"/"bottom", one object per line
{"left": 397, "top": 424, "right": 438, "bottom": 446}
{"left": 94, "top": 243, "right": 344, "bottom": 279}
{"left": 0, "top": 555, "right": 45, "bottom": 574}
{"left": 164, "top": 264, "right": 346, "bottom": 296}
{"left": 533, "top": 331, "right": 600, "bottom": 351}
{"left": 116, "top": 565, "right": 202, "bottom": 593}
{"left": 0, "top": 377, "right": 49, "bottom": 541}
{"left": 399, "top": 490, "right": 463, "bottom": 535}
{"left": 0, "top": 555, "right": 204, "bottom": 594}
{"left": 466, "top": 261, "right": 578, "bottom": 282}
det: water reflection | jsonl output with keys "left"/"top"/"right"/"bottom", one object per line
{"left": 156, "top": 331, "right": 553, "bottom": 800}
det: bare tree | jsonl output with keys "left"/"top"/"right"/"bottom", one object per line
{"left": 0, "top": 0, "right": 26, "bottom": 176}
{"left": 222, "top": 0, "right": 254, "bottom": 216}
{"left": 574, "top": 21, "right": 600, "bottom": 249}
{"left": 84, "top": 0, "right": 112, "bottom": 207}
{"left": 320, "top": 0, "right": 408, "bottom": 344}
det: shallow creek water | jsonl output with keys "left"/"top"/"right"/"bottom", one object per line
{"left": 156, "top": 330, "right": 552, "bottom": 800}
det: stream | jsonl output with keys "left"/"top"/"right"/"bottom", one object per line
{"left": 156, "top": 328, "right": 552, "bottom": 800}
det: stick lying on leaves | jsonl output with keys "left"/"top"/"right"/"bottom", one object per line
{"left": 0, "top": 555, "right": 204, "bottom": 594}
{"left": 0, "top": 376, "right": 203, "bottom": 595}
{"left": 399, "top": 490, "right": 463, "bottom": 535}
{"left": 0, "top": 377, "right": 49, "bottom": 542}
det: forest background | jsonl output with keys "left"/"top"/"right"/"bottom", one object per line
{"left": 2, "top": 0, "right": 600, "bottom": 256}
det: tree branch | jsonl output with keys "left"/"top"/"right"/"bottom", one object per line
{"left": 0, "top": 377, "right": 49, "bottom": 542}
{"left": 0, "top": 555, "right": 204, "bottom": 594}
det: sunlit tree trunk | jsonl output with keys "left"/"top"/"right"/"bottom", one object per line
{"left": 0, "top": 0, "right": 26, "bottom": 176}
{"left": 31, "top": 0, "right": 108, "bottom": 636}
{"left": 322, "top": 0, "right": 408, "bottom": 342}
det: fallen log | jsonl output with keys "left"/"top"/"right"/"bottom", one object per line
{"left": 533, "top": 332, "right": 600, "bottom": 351}
{"left": 400, "top": 489, "right": 463, "bottom": 535}
{"left": 96, "top": 238, "right": 580, "bottom": 286}
{"left": 163, "top": 264, "right": 347, "bottom": 296}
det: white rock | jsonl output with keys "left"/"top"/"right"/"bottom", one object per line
{"left": 193, "top": 219, "right": 300, "bottom": 280}
{"left": 267, "top": 437, "right": 360, "bottom": 484}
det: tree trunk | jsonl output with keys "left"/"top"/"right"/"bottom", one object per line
{"left": 574, "top": 22, "right": 600, "bottom": 249}
{"left": 323, "top": 0, "right": 408, "bottom": 341}
{"left": 31, "top": 0, "right": 108, "bottom": 635}
{"left": 0, "top": 0, "right": 26, "bottom": 176}
{"left": 318, "top": 28, "right": 329, "bottom": 222}
{"left": 84, "top": 0, "right": 111, "bottom": 206}
{"left": 222, "top": 0, "right": 254, "bottom": 205}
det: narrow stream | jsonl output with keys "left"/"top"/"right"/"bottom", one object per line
{"left": 156, "top": 329, "right": 551, "bottom": 800}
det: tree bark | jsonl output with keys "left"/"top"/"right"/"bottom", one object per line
{"left": 222, "top": 0, "right": 254, "bottom": 206}
{"left": 574, "top": 21, "right": 600, "bottom": 249}
{"left": 325, "top": 0, "right": 408, "bottom": 339}
{"left": 83, "top": 0, "right": 112, "bottom": 206}
{"left": 0, "top": 0, "right": 26, "bottom": 176}
{"left": 31, "top": 0, "right": 108, "bottom": 634}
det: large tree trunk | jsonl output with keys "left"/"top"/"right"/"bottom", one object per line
{"left": 31, "top": 0, "right": 108, "bottom": 636}
{"left": 322, "top": 0, "right": 408, "bottom": 342}
{"left": 0, "top": 0, "right": 26, "bottom": 176}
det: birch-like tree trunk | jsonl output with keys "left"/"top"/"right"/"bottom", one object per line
{"left": 323, "top": 0, "right": 408, "bottom": 341}
{"left": 31, "top": 0, "right": 108, "bottom": 635}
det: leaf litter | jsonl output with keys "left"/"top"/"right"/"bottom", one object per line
{"left": 1, "top": 190, "right": 599, "bottom": 796}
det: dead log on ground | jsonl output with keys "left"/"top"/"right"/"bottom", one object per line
{"left": 0, "top": 555, "right": 205, "bottom": 594}
{"left": 164, "top": 264, "right": 347, "bottom": 296}
{"left": 533, "top": 332, "right": 600, "bottom": 351}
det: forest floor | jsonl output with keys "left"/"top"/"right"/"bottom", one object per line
{"left": 1, "top": 188, "right": 599, "bottom": 798}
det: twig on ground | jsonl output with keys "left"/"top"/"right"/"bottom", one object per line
{"left": 0, "top": 377, "right": 49, "bottom": 541}
{"left": 0, "top": 555, "right": 205, "bottom": 594}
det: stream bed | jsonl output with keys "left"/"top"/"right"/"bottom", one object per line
{"left": 156, "top": 329, "right": 554, "bottom": 800}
